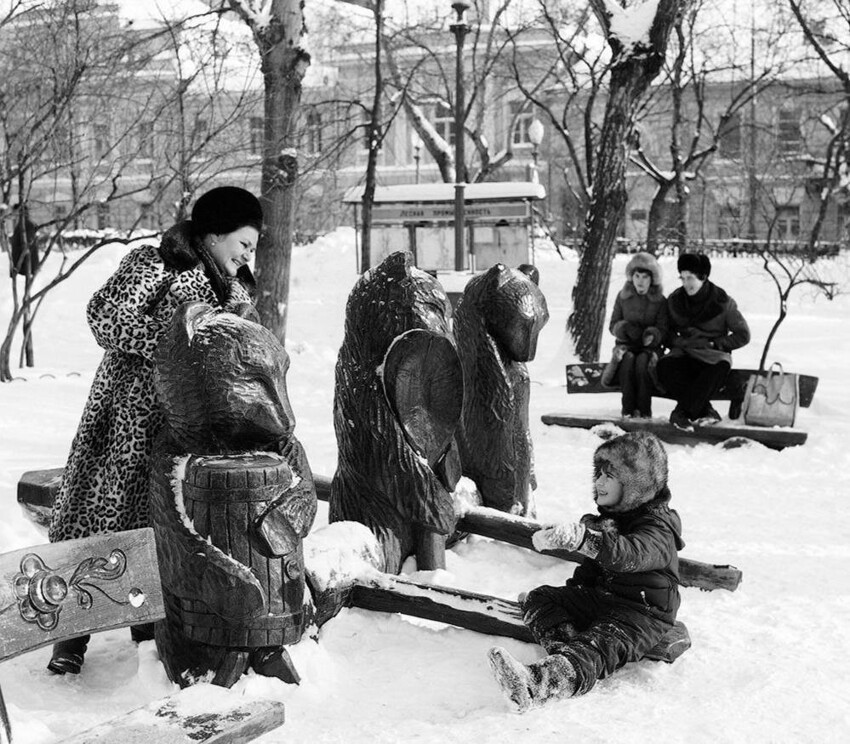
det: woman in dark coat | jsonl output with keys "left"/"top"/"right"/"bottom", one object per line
{"left": 657, "top": 253, "right": 750, "bottom": 430}
{"left": 47, "top": 186, "right": 263, "bottom": 674}
{"left": 603, "top": 252, "right": 668, "bottom": 418}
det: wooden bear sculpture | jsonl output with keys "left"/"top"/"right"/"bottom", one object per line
{"left": 454, "top": 263, "right": 549, "bottom": 517}
{"left": 150, "top": 302, "right": 317, "bottom": 688}
{"left": 329, "top": 251, "right": 463, "bottom": 574}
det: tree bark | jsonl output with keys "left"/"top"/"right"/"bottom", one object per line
{"left": 230, "top": 0, "right": 310, "bottom": 346}
{"left": 568, "top": 0, "right": 688, "bottom": 361}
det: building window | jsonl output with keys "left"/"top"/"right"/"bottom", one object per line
{"left": 305, "top": 108, "right": 322, "bottom": 154}
{"left": 140, "top": 202, "right": 155, "bottom": 230}
{"left": 777, "top": 109, "right": 802, "bottom": 156}
{"left": 510, "top": 101, "right": 534, "bottom": 147}
{"left": 250, "top": 116, "right": 263, "bottom": 155}
{"left": 96, "top": 202, "right": 110, "bottom": 229}
{"left": 138, "top": 121, "right": 153, "bottom": 160}
{"left": 193, "top": 116, "right": 209, "bottom": 143}
{"left": 93, "top": 122, "right": 109, "bottom": 158}
{"left": 775, "top": 205, "right": 800, "bottom": 240}
{"left": 718, "top": 205, "right": 741, "bottom": 239}
{"left": 718, "top": 112, "right": 742, "bottom": 159}
{"left": 434, "top": 101, "right": 455, "bottom": 147}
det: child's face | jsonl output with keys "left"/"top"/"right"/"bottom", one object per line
{"left": 632, "top": 269, "right": 652, "bottom": 295}
{"left": 594, "top": 466, "right": 623, "bottom": 507}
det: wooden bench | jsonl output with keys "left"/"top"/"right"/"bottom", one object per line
{"left": 1, "top": 528, "right": 285, "bottom": 744}
{"left": 565, "top": 363, "right": 819, "bottom": 419}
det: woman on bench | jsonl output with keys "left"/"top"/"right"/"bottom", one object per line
{"left": 658, "top": 253, "right": 750, "bottom": 431}
{"left": 601, "top": 252, "right": 667, "bottom": 419}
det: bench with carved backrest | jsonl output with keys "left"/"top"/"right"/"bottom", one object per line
{"left": 0, "top": 528, "right": 285, "bottom": 744}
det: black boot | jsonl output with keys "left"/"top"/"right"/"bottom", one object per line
{"left": 47, "top": 635, "right": 90, "bottom": 675}
{"left": 130, "top": 623, "right": 156, "bottom": 643}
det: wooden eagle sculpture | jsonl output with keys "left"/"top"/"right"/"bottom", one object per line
{"left": 454, "top": 263, "right": 549, "bottom": 517}
{"left": 329, "top": 251, "right": 463, "bottom": 574}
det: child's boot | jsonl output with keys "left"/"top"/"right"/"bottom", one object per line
{"left": 487, "top": 646, "right": 578, "bottom": 713}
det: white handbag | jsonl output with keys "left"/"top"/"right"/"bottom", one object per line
{"left": 742, "top": 362, "right": 799, "bottom": 428}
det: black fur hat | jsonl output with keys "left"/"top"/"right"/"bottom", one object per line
{"left": 677, "top": 252, "right": 711, "bottom": 279}
{"left": 191, "top": 186, "right": 263, "bottom": 238}
{"left": 593, "top": 431, "right": 669, "bottom": 513}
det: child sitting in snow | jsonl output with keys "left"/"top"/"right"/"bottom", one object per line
{"left": 487, "top": 431, "right": 683, "bottom": 713}
{"left": 601, "top": 252, "right": 667, "bottom": 418}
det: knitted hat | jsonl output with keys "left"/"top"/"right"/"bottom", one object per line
{"left": 677, "top": 252, "right": 711, "bottom": 279}
{"left": 625, "top": 252, "right": 662, "bottom": 287}
{"left": 191, "top": 186, "right": 263, "bottom": 238}
{"left": 593, "top": 431, "right": 669, "bottom": 513}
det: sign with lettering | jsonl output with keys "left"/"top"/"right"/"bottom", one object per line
{"left": 372, "top": 201, "right": 529, "bottom": 225}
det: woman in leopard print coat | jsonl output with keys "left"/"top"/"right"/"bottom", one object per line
{"left": 49, "top": 187, "right": 263, "bottom": 545}
{"left": 46, "top": 187, "right": 263, "bottom": 673}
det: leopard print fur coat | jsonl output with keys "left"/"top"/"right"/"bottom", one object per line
{"left": 48, "top": 230, "right": 252, "bottom": 542}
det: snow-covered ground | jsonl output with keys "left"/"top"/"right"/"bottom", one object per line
{"left": 1, "top": 230, "right": 849, "bottom": 743}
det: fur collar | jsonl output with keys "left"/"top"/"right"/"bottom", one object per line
{"left": 618, "top": 280, "right": 664, "bottom": 302}
{"left": 668, "top": 280, "right": 729, "bottom": 324}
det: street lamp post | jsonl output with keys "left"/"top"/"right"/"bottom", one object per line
{"left": 450, "top": 0, "right": 470, "bottom": 271}
{"left": 528, "top": 118, "right": 544, "bottom": 184}
{"left": 411, "top": 133, "right": 423, "bottom": 184}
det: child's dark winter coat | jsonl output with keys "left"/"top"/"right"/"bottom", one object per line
{"left": 506, "top": 432, "right": 684, "bottom": 705}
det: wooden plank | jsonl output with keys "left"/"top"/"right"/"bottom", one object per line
{"left": 0, "top": 528, "right": 165, "bottom": 662}
{"left": 351, "top": 575, "right": 689, "bottom": 662}
{"left": 61, "top": 685, "right": 285, "bottom": 744}
{"left": 541, "top": 411, "right": 808, "bottom": 450}
{"left": 17, "top": 472, "right": 739, "bottom": 590}
{"left": 457, "top": 505, "right": 742, "bottom": 592}
{"left": 565, "top": 363, "right": 818, "bottom": 408}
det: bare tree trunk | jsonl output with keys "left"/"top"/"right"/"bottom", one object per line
{"left": 231, "top": 0, "right": 310, "bottom": 346}
{"left": 568, "top": 0, "right": 687, "bottom": 362}
{"left": 645, "top": 181, "right": 672, "bottom": 255}
{"left": 360, "top": 0, "right": 384, "bottom": 273}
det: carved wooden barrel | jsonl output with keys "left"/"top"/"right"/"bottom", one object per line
{"left": 155, "top": 452, "right": 306, "bottom": 648}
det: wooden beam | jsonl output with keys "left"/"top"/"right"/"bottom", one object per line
{"left": 61, "top": 685, "right": 285, "bottom": 744}
{"left": 565, "top": 363, "right": 818, "bottom": 407}
{"left": 457, "top": 505, "right": 742, "bottom": 592}
{"left": 348, "top": 574, "right": 689, "bottom": 663}
{"left": 541, "top": 412, "right": 807, "bottom": 450}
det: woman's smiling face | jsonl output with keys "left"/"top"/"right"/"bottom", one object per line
{"left": 207, "top": 226, "right": 259, "bottom": 277}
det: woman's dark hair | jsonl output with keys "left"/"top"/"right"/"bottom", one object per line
{"left": 190, "top": 186, "right": 263, "bottom": 238}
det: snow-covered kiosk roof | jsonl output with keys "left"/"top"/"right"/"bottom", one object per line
{"left": 342, "top": 182, "right": 546, "bottom": 204}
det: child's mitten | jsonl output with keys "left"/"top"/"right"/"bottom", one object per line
{"left": 532, "top": 522, "right": 601, "bottom": 557}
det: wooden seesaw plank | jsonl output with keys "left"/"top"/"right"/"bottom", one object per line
{"left": 457, "top": 505, "right": 741, "bottom": 592}
{"left": 541, "top": 412, "right": 808, "bottom": 450}
{"left": 17, "top": 471, "right": 739, "bottom": 591}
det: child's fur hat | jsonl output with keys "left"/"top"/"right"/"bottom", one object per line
{"left": 593, "top": 431, "right": 668, "bottom": 513}
{"left": 625, "top": 252, "right": 662, "bottom": 288}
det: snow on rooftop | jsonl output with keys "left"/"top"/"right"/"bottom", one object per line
{"left": 342, "top": 182, "right": 546, "bottom": 204}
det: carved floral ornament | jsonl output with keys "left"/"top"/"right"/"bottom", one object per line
{"left": 13, "top": 550, "right": 146, "bottom": 631}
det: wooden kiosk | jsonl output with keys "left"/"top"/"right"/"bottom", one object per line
{"left": 343, "top": 182, "right": 546, "bottom": 273}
